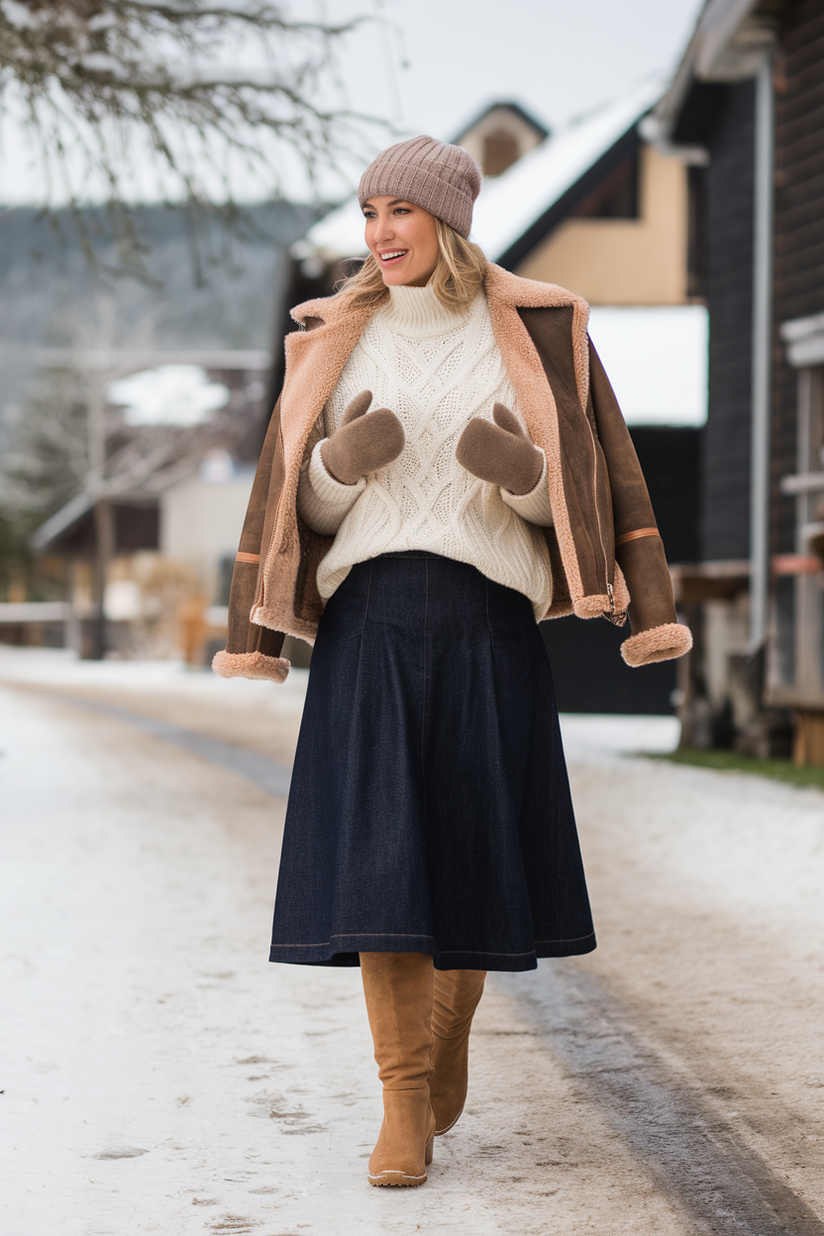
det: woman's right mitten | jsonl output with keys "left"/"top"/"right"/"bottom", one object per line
{"left": 320, "top": 390, "right": 405, "bottom": 485}
{"left": 456, "top": 402, "right": 543, "bottom": 495}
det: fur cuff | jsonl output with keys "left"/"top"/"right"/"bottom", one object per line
{"left": 212, "top": 649, "right": 291, "bottom": 683}
{"left": 620, "top": 622, "right": 693, "bottom": 667}
{"left": 573, "top": 593, "right": 625, "bottom": 622}
{"left": 573, "top": 594, "right": 612, "bottom": 619}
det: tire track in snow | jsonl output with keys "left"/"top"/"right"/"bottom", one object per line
{"left": 34, "top": 689, "right": 293, "bottom": 798}
{"left": 505, "top": 965, "right": 824, "bottom": 1236}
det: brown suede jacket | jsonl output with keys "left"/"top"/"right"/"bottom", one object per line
{"left": 213, "top": 263, "right": 692, "bottom": 684}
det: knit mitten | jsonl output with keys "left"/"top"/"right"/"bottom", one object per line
{"left": 320, "top": 390, "right": 405, "bottom": 486}
{"left": 455, "top": 403, "right": 543, "bottom": 496}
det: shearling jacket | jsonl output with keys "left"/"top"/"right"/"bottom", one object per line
{"left": 213, "top": 263, "right": 691, "bottom": 684}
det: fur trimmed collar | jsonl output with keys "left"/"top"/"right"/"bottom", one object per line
{"left": 289, "top": 262, "right": 590, "bottom": 329}
{"left": 270, "top": 261, "right": 594, "bottom": 633}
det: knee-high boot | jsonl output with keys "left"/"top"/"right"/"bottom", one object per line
{"left": 360, "top": 951, "right": 437, "bottom": 1187}
{"left": 430, "top": 968, "right": 486, "bottom": 1135}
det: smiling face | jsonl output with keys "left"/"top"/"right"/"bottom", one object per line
{"left": 362, "top": 196, "right": 441, "bottom": 288}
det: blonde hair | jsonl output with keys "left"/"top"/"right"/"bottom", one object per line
{"left": 335, "top": 217, "right": 487, "bottom": 314}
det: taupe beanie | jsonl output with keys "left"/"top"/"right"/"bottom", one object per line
{"left": 358, "top": 136, "right": 482, "bottom": 238}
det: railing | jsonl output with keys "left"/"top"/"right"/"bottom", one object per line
{"left": 779, "top": 471, "right": 824, "bottom": 495}
{"left": 0, "top": 602, "right": 70, "bottom": 624}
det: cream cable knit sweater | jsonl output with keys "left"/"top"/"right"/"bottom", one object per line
{"left": 296, "top": 284, "right": 555, "bottom": 617}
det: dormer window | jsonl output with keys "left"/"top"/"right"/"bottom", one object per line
{"left": 482, "top": 129, "right": 520, "bottom": 176}
{"left": 452, "top": 101, "right": 548, "bottom": 181}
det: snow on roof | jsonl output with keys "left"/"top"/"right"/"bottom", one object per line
{"left": 297, "top": 195, "right": 367, "bottom": 265}
{"left": 300, "top": 78, "right": 664, "bottom": 265}
{"left": 472, "top": 78, "right": 663, "bottom": 261}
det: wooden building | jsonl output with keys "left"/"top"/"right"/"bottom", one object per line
{"left": 650, "top": 0, "right": 824, "bottom": 760}
{"left": 28, "top": 351, "right": 270, "bottom": 661}
{"left": 453, "top": 101, "right": 548, "bottom": 177}
{"left": 0, "top": 201, "right": 314, "bottom": 658}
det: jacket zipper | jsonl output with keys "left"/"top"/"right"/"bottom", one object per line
{"left": 586, "top": 416, "right": 616, "bottom": 618}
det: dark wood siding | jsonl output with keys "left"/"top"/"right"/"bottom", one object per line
{"left": 701, "top": 81, "right": 756, "bottom": 562}
{"left": 541, "top": 617, "right": 677, "bottom": 715}
{"left": 772, "top": 0, "right": 824, "bottom": 553}
{"left": 631, "top": 426, "right": 701, "bottom": 564}
{"left": 540, "top": 426, "right": 699, "bottom": 715}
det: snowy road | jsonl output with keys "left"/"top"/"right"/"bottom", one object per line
{"left": 2, "top": 651, "right": 823, "bottom": 1236}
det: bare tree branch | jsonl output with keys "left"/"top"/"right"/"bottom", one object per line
{"left": 1, "top": 0, "right": 386, "bottom": 271}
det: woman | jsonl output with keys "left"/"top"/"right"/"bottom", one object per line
{"left": 214, "top": 136, "right": 691, "bottom": 1187}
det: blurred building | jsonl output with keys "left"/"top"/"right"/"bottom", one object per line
{"left": 0, "top": 201, "right": 315, "bottom": 659}
{"left": 27, "top": 353, "right": 267, "bottom": 660}
{"left": 454, "top": 101, "right": 549, "bottom": 176}
{"left": 287, "top": 88, "right": 705, "bottom": 713}
{"left": 649, "top": 0, "right": 824, "bottom": 762}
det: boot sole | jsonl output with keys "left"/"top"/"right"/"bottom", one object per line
{"left": 368, "top": 1170, "right": 427, "bottom": 1187}
{"left": 367, "top": 1134, "right": 434, "bottom": 1186}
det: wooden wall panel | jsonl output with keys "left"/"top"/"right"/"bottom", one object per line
{"left": 773, "top": 0, "right": 824, "bottom": 554}
{"left": 701, "top": 81, "right": 756, "bottom": 562}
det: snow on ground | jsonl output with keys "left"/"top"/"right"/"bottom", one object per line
{"left": 0, "top": 647, "right": 684, "bottom": 767}
{"left": 0, "top": 648, "right": 310, "bottom": 767}
{"left": 2, "top": 648, "right": 823, "bottom": 1234}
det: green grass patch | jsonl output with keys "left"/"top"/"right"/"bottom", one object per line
{"left": 651, "top": 746, "right": 824, "bottom": 793}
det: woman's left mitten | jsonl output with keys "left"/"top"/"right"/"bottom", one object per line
{"left": 455, "top": 402, "right": 543, "bottom": 495}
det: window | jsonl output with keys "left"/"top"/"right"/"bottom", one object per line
{"left": 482, "top": 130, "right": 519, "bottom": 176}
{"left": 570, "top": 151, "right": 640, "bottom": 220}
{"left": 774, "top": 362, "right": 824, "bottom": 702}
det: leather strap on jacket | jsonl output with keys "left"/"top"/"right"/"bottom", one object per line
{"left": 235, "top": 551, "right": 260, "bottom": 564}
{"left": 615, "top": 527, "right": 659, "bottom": 547}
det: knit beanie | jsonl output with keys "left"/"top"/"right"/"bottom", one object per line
{"left": 357, "top": 136, "right": 482, "bottom": 238}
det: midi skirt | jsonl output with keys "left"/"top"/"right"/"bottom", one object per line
{"left": 269, "top": 551, "right": 595, "bottom": 972}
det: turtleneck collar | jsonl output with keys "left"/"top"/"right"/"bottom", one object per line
{"left": 378, "top": 282, "right": 477, "bottom": 337}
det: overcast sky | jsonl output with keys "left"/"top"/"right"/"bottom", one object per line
{"left": 328, "top": 0, "right": 705, "bottom": 149}
{"left": 0, "top": 0, "right": 706, "bottom": 205}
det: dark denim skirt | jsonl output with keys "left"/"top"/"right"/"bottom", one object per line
{"left": 269, "top": 552, "right": 595, "bottom": 972}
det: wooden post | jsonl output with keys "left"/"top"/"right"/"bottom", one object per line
{"left": 178, "top": 593, "right": 209, "bottom": 667}
{"left": 793, "top": 710, "right": 824, "bottom": 766}
{"left": 88, "top": 498, "right": 115, "bottom": 661}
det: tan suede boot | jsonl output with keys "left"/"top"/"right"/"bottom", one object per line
{"left": 360, "top": 952, "right": 436, "bottom": 1187}
{"left": 430, "top": 968, "right": 486, "bottom": 1135}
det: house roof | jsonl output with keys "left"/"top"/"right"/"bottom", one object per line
{"left": 450, "top": 100, "right": 549, "bottom": 145}
{"left": 472, "top": 80, "right": 660, "bottom": 267}
{"left": 30, "top": 492, "right": 161, "bottom": 554}
{"left": 300, "top": 79, "right": 663, "bottom": 268}
{"left": 648, "top": 0, "right": 780, "bottom": 141}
